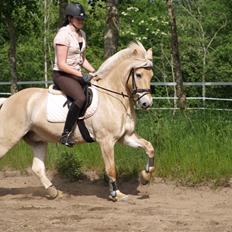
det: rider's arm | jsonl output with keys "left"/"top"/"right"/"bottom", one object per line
{"left": 81, "top": 54, "right": 95, "bottom": 73}
{"left": 56, "top": 44, "right": 83, "bottom": 77}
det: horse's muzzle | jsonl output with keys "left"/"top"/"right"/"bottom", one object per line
{"left": 136, "top": 94, "right": 153, "bottom": 109}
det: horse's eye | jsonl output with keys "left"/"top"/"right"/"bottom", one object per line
{"left": 136, "top": 73, "right": 142, "bottom": 79}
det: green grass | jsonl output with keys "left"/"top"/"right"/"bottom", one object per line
{"left": 152, "top": 110, "right": 232, "bottom": 185}
{"left": 0, "top": 141, "right": 33, "bottom": 171}
{"left": 1, "top": 110, "right": 232, "bottom": 186}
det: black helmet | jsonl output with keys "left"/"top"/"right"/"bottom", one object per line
{"left": 65, "top": 3, "right": 86, "bottom": 20}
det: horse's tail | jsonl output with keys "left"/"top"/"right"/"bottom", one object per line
{"left": 0, "top": 98, "right": 7, "bottom": 109}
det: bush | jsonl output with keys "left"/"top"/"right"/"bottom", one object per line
{"left": 56, "top": 152, "right": 82, "bottom": 181}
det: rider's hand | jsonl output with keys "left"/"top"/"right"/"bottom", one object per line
{"left": 82, "top": 74, "right": 93, "bottom": 83}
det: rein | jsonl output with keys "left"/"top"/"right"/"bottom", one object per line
{"left": 91, "top": 83, "right": 130, "bottom": 98}
{"left": 91, "top": 68, "right": 151, "bottom": 100}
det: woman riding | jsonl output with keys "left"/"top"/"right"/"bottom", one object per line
{"left": 53, "top": 2, "right": 96, "bottom": 147}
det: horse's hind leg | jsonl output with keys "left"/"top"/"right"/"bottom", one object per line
{"left": 0, "top": 144, "right": 12, "bottom": 159}
{"left": 26, "top": 140, "right": 59, "bottom": 198}
{"left": 0, "top": 130, "right": 28, "bottom": 159}
{"left": 0, "top": 105, "right": 30, "bottom": 159}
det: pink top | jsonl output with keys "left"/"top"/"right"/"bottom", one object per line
{"left": 53, "top": 24, "right": 86, "bottom": 71}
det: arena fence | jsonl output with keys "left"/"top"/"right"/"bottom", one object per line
{"left": 1, "top": 81, "right": 232, "bottom": 110}
{"left": 150, "top": 82, "right": 232, "bottom": 111}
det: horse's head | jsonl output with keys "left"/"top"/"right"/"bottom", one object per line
{"left": 94, "top": 42, "right": 154, "bottom": 109}
{"left": 126, "top": 47, "right": 153, "bottom": 109}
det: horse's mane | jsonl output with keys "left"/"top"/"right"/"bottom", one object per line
{"left": 94, "top": 41, "right": 153, "bottom": 79}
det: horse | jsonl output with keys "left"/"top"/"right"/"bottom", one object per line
{"left": 0, "top": 41, "right": 155, "bottom": 201}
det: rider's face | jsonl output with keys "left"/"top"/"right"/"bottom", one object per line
{"left": 71, "top": 17, "right": 84, "bottom": 29}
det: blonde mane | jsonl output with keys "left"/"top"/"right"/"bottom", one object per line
{"left": 94, "top": 41, "right": 153, "bottom": 79}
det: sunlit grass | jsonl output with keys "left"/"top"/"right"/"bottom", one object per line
{"left": 1, "top": 110, "right": 232, "bottom": 186}
{"left": 0, "top": 141, "right": 33, "bottom": 171}
{"left": 153, "top": 110, "right": 232, "bottom": 185}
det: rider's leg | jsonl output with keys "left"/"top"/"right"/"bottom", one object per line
{"left": 60, "top": 103, "right": 81, "bottom": 146}
{"left": 53, "top": 71, "right": 86, "bottom": 146}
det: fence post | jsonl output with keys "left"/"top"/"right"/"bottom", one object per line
{"left": 202, "top": 81, "right": 206, "bottom": 108}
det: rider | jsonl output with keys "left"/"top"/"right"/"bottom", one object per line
{"left": 53, "top": 2, "right": 95, "bottom": 147}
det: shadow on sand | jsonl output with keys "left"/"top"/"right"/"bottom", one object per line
{"left": 51, "top": 174, "right": 141, "bottom": 200}
{"left": 0, "top": 173, "right": 141, "bottom": 200}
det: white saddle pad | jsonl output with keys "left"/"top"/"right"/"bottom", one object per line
{"left": 47, "top": 85, "right": 98, "bottom": 123}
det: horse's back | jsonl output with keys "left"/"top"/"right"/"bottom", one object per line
{"left": 0, "top": 88, "right": 48, "bottom": 122}
{"left": 7, "top": 87, "right": 47, "bottom": 100}
{"left": 2, "top": 87, "right": 47, "bottom": 106}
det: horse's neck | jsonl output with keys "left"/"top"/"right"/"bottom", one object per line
{"left": 94, "top": 68, "right": 135, "bottom": 114}
{"left": 97, "top": 61, "right": 131, "bottom": 93}
{"left": 97, "top": 73, "right": 126, "bottom": 91}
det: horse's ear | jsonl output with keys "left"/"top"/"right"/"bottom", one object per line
{"left": 132, "top": 48, "right": 138, "bottom": 56}
{"left": 146, "top": 48, "right": 153, "bottom": 60}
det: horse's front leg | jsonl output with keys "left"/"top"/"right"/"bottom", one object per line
{"left": 122, "top": 133, "right": 155, "bottom": 185}
{"left": 99, "top": 139, "right": 128, "bottom": 202}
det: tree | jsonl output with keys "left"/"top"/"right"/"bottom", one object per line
{"left": 0, "top": 0, "right": 232, "bottom": 109}
{"left": 104, "top": 0, "right": 119, "bottom": 59}
{"left": 0, "top": 0, "right": 38, "bottom": 94}
{"left": 167, "top": 0, "right": 186, "bottom": 110}
{"left": 180, "top": 0, "right": 227, "bottom": 107}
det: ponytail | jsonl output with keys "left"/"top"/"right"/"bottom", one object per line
{"left": 62, "top": 16, "right": 69, "bottom": 26}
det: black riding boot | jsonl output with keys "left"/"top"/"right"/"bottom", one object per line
{"left": 60, "top": 103, "right": 81, "bottom": 147}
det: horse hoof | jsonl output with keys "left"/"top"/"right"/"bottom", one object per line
{"left": 139, "top": 170, "right": 151, "bottom": 185}
{"left": 109, "top": 190, "right": 128, "bottom": 202}
{"left": 47, "top": 185, "right": 59, "bottom": 199}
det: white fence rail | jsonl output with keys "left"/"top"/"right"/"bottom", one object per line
{"left": 150, "top": 82, "right": 232, "bottom": 111}
{"left": 150, "top": 82, "right": 232, "bottom": 101}
{"left": 0, "top": 81, "right": 53, "bottom": 95}
{"left": 1, "top": 81, "right": 232, "bottom": 110}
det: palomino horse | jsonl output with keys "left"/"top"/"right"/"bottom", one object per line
{"left": 0, "top": 42, "right": 154, "bottom": 201}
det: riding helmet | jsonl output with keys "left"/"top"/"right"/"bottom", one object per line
{"left": 65, "top": 3, "right": 86, "bottom": 20}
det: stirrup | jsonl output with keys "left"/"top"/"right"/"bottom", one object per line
{"left": 60, "top": 132, "right": 75, "bottom": 147}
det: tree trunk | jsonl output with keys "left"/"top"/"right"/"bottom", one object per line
{"left": 104, "top": 0, "right": 119, "bottom": 59}
{"left": 167, "top": 0, "right": 186, "bottom": 110}
{"left": 58, "top": 0, "right": 68, "bottom": 28}
{"left": 5, "top": 17, "right": 18, "bottom": 94}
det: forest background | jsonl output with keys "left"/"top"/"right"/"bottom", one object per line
{"left": 0, "top": 0, "right": 232, "bottom": 109}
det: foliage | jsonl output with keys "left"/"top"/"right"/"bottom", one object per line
{"left": 0, "top": 0, "right": 40, "bottom": 92}
{"left": 176, "top": 0, "right": 232, "bottom": 108}
{"left": 119, "top": 1, "right": 169, "bottom": 48}
{"left": 0, "top": 0, "right": 232, "bottom": 102}
{"left": 56, "top": 152, "right": 83, "bottom": 181}
{"left": 84, "top": 0, "right": 106, "bottom": 67}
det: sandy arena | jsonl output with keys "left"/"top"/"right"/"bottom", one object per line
{"left": 0, "top": 171, "right": 232, "bottom": 232}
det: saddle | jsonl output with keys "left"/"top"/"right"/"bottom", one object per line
{"left": 58, "top": 84, "right": 93, "bottom": 118}
{"left": 47, "top": 84, "right": 98, "bottom": 142}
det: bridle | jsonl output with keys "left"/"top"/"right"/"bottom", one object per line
{"left": 127, "top": 68, "right": 152, "bottom": 101}
{"left": 91, "top": 67, "right": 152, "bottom": 101}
